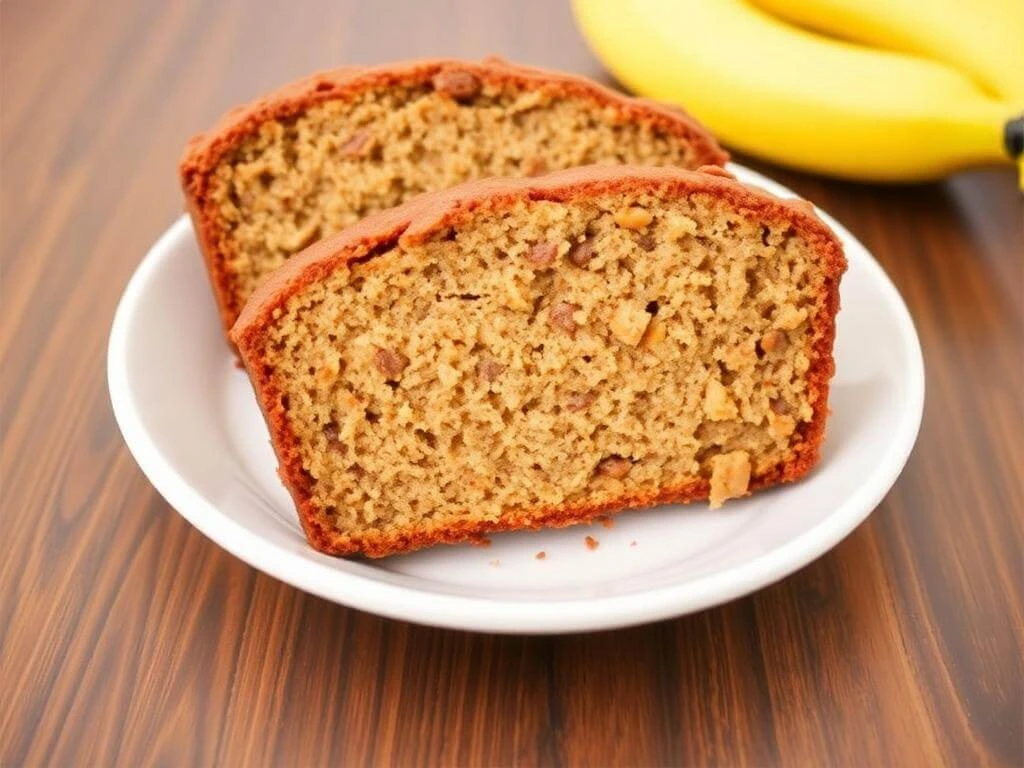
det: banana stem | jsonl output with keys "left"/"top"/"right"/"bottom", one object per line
{"left": 1005, "top": 116, "right": 1024, "bottom": 191}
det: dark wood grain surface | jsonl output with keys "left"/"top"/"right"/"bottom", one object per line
{"left": 2, "top": 1, "right": 1022, "bottom": 765}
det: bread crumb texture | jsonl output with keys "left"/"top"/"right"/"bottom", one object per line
{"left": 257, "top": 189, "right": 827, "bottom": 551}
{"left": 209, "top": 81, "right": 701, "bottom": 307}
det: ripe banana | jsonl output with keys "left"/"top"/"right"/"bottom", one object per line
{"left": 749, "top": 0, "right": 1024, "bottom": 103}
{"left": 571, "top": 0, "right": 1024, "bottom": 183}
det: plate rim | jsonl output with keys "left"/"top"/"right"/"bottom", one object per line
{"left": 108, "top": 164, "right": 925, "bottom": 633}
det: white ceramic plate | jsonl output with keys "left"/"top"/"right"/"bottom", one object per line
{"left": 108, "top": 165, "right": 923, "bottom": 633}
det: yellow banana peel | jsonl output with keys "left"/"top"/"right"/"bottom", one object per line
{"left": 572, "top": 0, "right": 1024, "bottom": 185}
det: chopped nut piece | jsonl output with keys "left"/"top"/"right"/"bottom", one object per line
{"left": 760, "top": 329, "right": 789, "bottom": 355}
{"left": 437, "top": 362, "right": 460, "bottom": 389}
{"left": 614, "top": 206, "right": 653, "bottom": 229}
{"left": 770, "top": 397, "right": 792, "bottom": 415}
{"left": 708, "top": 450, "right": 751, "bottom": 508}
{"left": 431, "top": 70, "right": 482, "bottom": 101}
{"left": 609, "top": 300, "right": 651, "bottom": 346}
{"left": 373, "top": 347, "right": 409, "bottom": 379}
{"left": 322, "top": 422, "right": 340, "bottom": 443}
{"left": 548, "top": 301, "right": 580, "bottom": 335}
{"left": 665, "top": 212, "right": 698, "bottom": 239}
{"left": 476, "top": 357, "right": 505, "bottom": 383}
{"left": 767, "top": 411, "right": 797, "bottom": 439}
{"left": 340, "top": 130, "right": 373, "bottom": 158}
{"left": 640, "top": 317, "right": 667, "bottom": 350}
{"left": 525, "top": 241, "right": 557, "bottom": 267}
{"left": 502, "top": 273, "right": 532, "bottom": 312}
{"left": 703, "top": 378, "right": 739, "bottom": 421}
{"left": 775, "top": 304, "right": 808, "bottom": 331}
{"left": 596, "top": 455, "right": 632, "bottom": 479}
{"left": 566, "top": 390, "right": 597, "bottom": 411}
{"left": 566, "top": 238, "right": 596, "bottom": 268}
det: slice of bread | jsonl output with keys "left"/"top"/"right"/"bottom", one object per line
{"left": 180, "top": 58, "right": 727, "bottom": 335}
{"left": 232, "top": 165, "right": 845, "bottom": 558}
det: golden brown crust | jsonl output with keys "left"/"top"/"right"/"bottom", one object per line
{"left": 232, "top": 165, "right": 846, "bottom": 558}
{"left": 179, "top": 57, "right": 729, "bottom": 335}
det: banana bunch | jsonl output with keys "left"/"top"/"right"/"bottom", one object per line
{"left": 571, "top": 0, "right": 1024, "bottom": 183}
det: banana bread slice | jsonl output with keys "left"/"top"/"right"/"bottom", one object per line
{"left": 232, "top": 165, "right": 845, "bottom": 558}
{"left": 179, "top": 58, "right": 727, "bottom": 335}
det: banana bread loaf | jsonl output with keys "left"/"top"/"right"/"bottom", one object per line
{"left": 232, "top": 165, "right": 845, "bottom": 558}
{"left": 180, "top": 58, "right": 727, "bottom": 335}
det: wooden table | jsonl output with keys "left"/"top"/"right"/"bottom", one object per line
{"left": 2, "top": 1, "right": 1021, "bottom": 765}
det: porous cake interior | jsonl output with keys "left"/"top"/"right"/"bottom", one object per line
{"left": 210, "top": 84, "right": 701, "bottom": 306}
{"left": 261, "top": 191, "right": 826, "bottom": 540}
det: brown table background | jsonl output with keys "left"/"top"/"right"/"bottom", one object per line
{"left": 2, "top": 0, "right": 1022, "bottom": 765}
